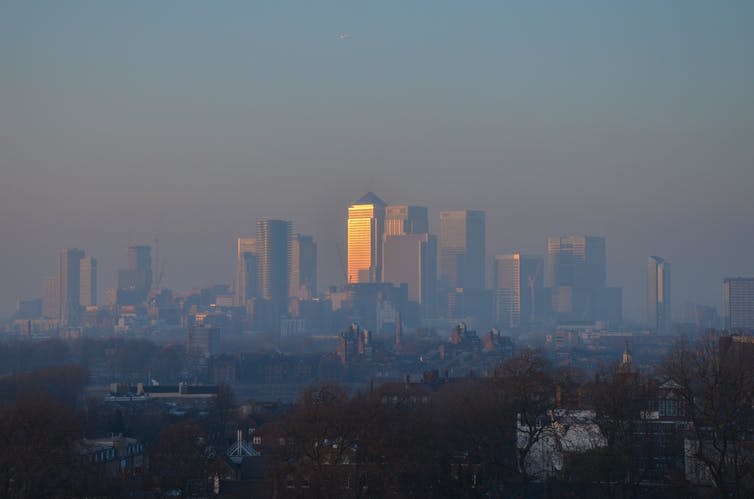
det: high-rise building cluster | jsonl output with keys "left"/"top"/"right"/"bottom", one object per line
{"left": 341, "top": 193, "right": 624, "bottom": 332}
{"left": 8, "top": 190, "right": 754, "bottom": 337}
{"left": 37, "top": 248, "right": 98, "bottom": 327}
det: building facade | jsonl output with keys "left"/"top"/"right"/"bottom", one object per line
{"left": 57, "top": 248, "right": 85, "bottom": 325}
{"left": 117, "top": 245, "right": 152, "bottom": 306}
{"left": 347, "top": 192, "right": 386, "bottom": 284}
{"left": 545, "top": 235, "right": 620, "bottom": 324}
{"left": 647, "top": 256, "right": 672, "bottom": 334}
{"left": 127, "top": 245, "right": 152, "bottom": 297}
{"left": 234, "top": 237, "right": 257, "bottom": 306}
{"left": 256, "top": 219, "right": 292, "bottom": 314}
{"left": 439, "top": 210, "right": 485, "bottom": 292}
{"left": 290, "top": 234, "right": 317, "bottom": 300}
{"left": 42, "top": 276, "right": 58, "bottom": 319}
{"left": 723, "top": 277, "right": 754, "bottom": 330}
{"left": 382, "top": 233, "right": 438, "bottom": 319}
{"left": 79, "top": 256, "right": 98, "bottom": 307}
{"left": 384, "top": 205, "right": 429, "bottom": 236}
{"left": 494, "top": 253, "right": 544, "bottom": 328}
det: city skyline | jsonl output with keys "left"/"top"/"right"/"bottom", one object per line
{"left": 3, "top": 198, "right": 754, "bottom": 324}
{"left": 2, "top": 2, "right": 754, "bottom": 319}
{"left": 2, "top": 3, "right": 754, "bottom": 496}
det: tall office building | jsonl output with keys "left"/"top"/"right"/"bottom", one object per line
{"left": 723, "top": 277, "right": 754, "bottom": 330}
{"left": 347, "top": 192, "right": 386, "bottom": 284}
{"left": 234, "top": 238, "right": 256, "bottom": 306}
{"left": 42, "top": 276, "right": 58, "bottom": 319}
{"left": 494, "top": 253, "right": 544, "bottom": 327}
{"left": 647, "top": 256, "right": 671, "bottom": 334}
{"left": 439, "top": 210, "right": 485, "bottom": 292}
{"left": 290, "top": 234, "right": 317, "bottom": 300}
{"left": 382, "top": 233, "right": 438, "bottom": 318}
{"left": 117, "top": 245, "right": 152, "bottom": 305}
{"left": 57, "top": 248, "right": 85, "bottom": 325}
{"left": 545, "top": 235, "right": 619, "bottom": 323}
{"left": 128, "top": 245, "right": 152, "bottom": 294}
{"left": 256, "top": 219, "right": 292, "bottom": 313}
{"left": 546, "top": 235, "right": 606, "bottom": 289}
{"left": 79, "top": 256, "right": 98, "bottom": 307}
{"left": 384, "top": 205, "right": 429, "bottom": 236}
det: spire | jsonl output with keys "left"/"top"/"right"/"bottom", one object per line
{"left": 621, "top": 341, "right": 632, "bottom": 366}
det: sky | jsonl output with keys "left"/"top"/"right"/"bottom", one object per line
{"left": 1, "top": 1, "right": 753, "bottom": 320}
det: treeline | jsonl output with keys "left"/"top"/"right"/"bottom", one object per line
{"left": 0, "top": 363, "right": 234, "bottom": 497}
{"left": 263, "top": 333, "right": 754, "bottom": 498}
{"left": 0, "top": 331, "right": 752, "bottom": 497}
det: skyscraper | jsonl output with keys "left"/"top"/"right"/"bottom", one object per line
{"left": 494, "top": 253, "right": 544, "bottom": 327}
{"left": 290, "top": 234, "right": 317, "bottom": 300}
{"left": 545, "top": 235, "right": 618, "bottom": 323}
{"left": 42, "top": 276, "right": 58, "bottom": 319}
{"left": 384, "top": 205, "right": 429, "bottom": 236}
{"left": 546, "top": 235, "right": 606, "bottom": 289}
{"left": 439, "top": 210, "right": 485, "bottom": 292}
{"left": 79, "top": 256, "right": 98, "bottom": 307}
{"left": 382, "top": 233, "right": 438, "bottom": 319}
{"left": 234, "top": 237, "right": 256, "bottom": 306}
{"left": 117, "top": 245, "right": 152, "bottom": 306}
{"left": 256, "top": 219, "right": 292, "bottom": 313}
{"left": 347, "top": 192, "right": 386, "bottom": 284}
{"left": 128, "top": 245, "right": 152, "bottom": 295}
{"left": 57, "top": 248, "right": 85, "bottom": 325}
{"left": 722, "top": 277, "right": 754, "bottom": 331}
{"left": 647, "top": 256, "right": 671, "bottom": 334}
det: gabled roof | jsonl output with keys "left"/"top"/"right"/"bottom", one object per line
{"left": 352, "top": 192, "right": 386, "bottom": 207}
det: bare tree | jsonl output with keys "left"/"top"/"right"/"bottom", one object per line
{"left": 660, "top": 331, "right": 754, "bottom": 499}
{"left": 272, "top": 384, "right": 368, "bottom": 497}
{"left": 495, "top": 348, "right": 557, "bottom": 497}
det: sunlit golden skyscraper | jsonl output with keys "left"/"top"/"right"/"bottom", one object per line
{"left": 347, "top": 192, "right": 386, "bottom": 284}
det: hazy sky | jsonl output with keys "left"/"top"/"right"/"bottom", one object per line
{"left": 2, "top": 1, "right": 753, "bottom": 320}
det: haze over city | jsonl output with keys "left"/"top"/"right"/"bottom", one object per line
{"left": 2, "top": 1, "right": 754, "bottom": 320}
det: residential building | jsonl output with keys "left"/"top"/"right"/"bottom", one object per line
{"left": 187, "top": 325, "right": 218, "bottom": 358}
{"left": 256, "top": 219, "right": 292, "bottom": 314}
